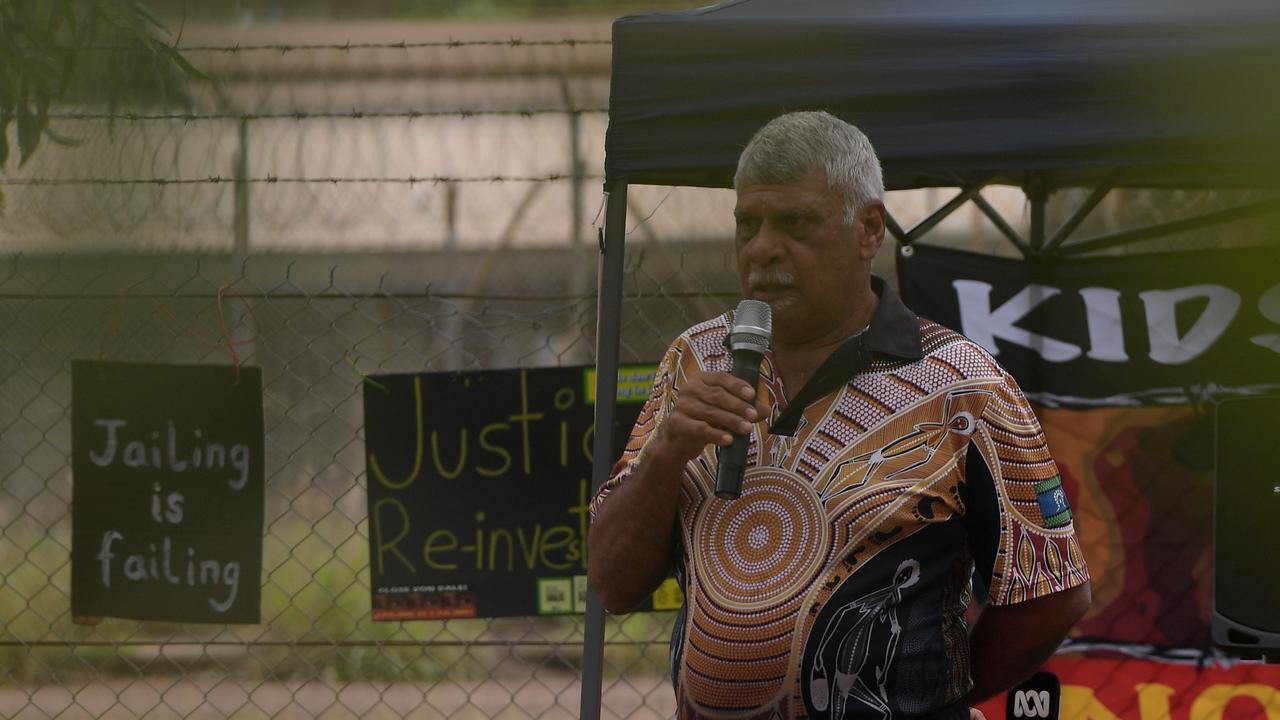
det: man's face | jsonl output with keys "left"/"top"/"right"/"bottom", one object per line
{"left": 734, "top": 167, "right": 879, "bottom": 346}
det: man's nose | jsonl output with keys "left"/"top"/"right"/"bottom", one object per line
{"left": 741, "top": 221, "right": 786, "bottom": 264}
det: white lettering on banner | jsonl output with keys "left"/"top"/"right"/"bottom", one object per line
{"left": 1139, "top": 285, "right": 1241, "bottom": 365}
{"left": 952, "top": 280, "right": 1280, "bottom": 363}
{"left": 1252, "top": 284, "right": 1280, "bottom": 353}
{"left": 1079, "top": 288, "right": 1130, "bottom": 361}
{"left": 1013, "top": 689, "right": 1051, "bottom": 718}
{"left": 952, "top": 281, "right": 1082, "bottom": 361}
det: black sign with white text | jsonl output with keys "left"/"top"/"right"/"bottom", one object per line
{"left": 71, "top": 361, "right": 265, "bottom": 624}
{"left": 899, "top": 245, "right": 1280, "bottom": 402}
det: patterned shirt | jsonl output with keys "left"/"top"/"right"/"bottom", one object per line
{"left": 591, "top": 278, "right": 1089, "bottom": 719}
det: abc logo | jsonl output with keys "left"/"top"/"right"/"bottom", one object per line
{"left": 1005, "top": 672, "right": 1059, "bottom": 720}
{"left": 1012, "top": 689, "right": 1051, "bottom": 718}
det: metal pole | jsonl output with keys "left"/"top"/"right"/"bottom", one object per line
{"left": 1027, "top": 172, "right": 1047, "bottom": 253}
{"left": 580, "top": 182, "right": 627, "bottom": 720}
{"left": 560, "top": 76, "right": 583, "bottom": 247}
{"left": 234, "top": 118, "right": 250, "bottom": 255}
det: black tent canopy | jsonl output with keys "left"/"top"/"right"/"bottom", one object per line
{"left": 581, "top": 5, "right": 1280, "bottom": 715}
{"left": 605, "top": 0, "right": 1280, "bottom": 193}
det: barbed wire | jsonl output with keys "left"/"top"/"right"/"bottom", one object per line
{"left": 0, "top": 174, "right": 601, "bottom": 186}
{"left": 0, "top": 291, "right": 732, "bottom": 301}
{"left": 46, "top": 108, "right": 608, "bottom": 122}
{"left": 59, "top": 38, "right": 611, "bottom": 53}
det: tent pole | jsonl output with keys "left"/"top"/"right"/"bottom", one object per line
{"left": 903, "top": 183, "right": 988, "bottom": 242}
{"left": 1043, "top": 176, "right": 1118, "bottom": 255}
{"left": 1057, "top": 196, "right": 1280, "bottom": 257}
{"left": 886, "top": 211, "right": 908, "bottom": 244}
{"left": 971, "top": 194, "right": 1032, "bottom": 258}
{"left": 1027, "top": 173, "right": 1048, "bottom": 254}
{"left": 580, "top": 182, "right": 628, "bottom": 720}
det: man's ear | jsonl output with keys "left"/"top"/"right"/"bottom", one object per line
{"left": 857, "top": 200, "right": 887, "bottom": 260}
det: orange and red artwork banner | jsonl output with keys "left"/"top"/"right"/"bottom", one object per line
{"left": 972, "top": 656, "right": 1280, "bottom": 719}
{"left": 1037, "top": 404, "right": 1214, "bottom": 648}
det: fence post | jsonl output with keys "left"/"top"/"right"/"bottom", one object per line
{"left": 581, "top": 183, "right": 627, "bottom": 720}
{"left": 234, "top": 118, "right": 250, "bottom": 254}
{"left": 561, "top": 76, "right": 584, "bottom": 248}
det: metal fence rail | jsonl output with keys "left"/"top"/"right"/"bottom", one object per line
{"left": 1, "top": 23, "right": 1266, "bottom": 720}
{"left": 0, "top": 27, "right": 740, "bottom": 716}
{"left": 0, "top": 248, "right": 735, "bottom": 719}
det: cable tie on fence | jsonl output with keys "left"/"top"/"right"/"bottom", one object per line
{"left": 345, "top": 351, "right": 389, "bottom": 394}
{"left": 214, "top": 284, "right": 261, "bottom": 385}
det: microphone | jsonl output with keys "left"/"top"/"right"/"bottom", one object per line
{"left": 1004, "top": 671, "right": 1060, "bottom": 719}
{"left": 714, "top": 299, "right": 772, "bottom": 500}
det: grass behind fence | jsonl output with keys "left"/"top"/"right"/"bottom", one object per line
{"left": 0, "top": 512, "right": 672, "bottom": 686}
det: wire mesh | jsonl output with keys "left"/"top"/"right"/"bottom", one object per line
{"left": 2, "top": 19, "right": 1274, "bottom": 720}
{"left": 0, "top": 23, "right": 686, "bottom": 718}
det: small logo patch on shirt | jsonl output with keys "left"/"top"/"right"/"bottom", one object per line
{"left": 1035, "top": 475, "right": 1072, "bottom": 528}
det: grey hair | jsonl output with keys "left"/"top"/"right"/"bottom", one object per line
{"left": 734, "top": 111, "right": 884, "bottom": 225}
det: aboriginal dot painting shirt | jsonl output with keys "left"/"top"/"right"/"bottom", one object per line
{"left": 590, "top": 278, "right": 1090, "bottom": 720}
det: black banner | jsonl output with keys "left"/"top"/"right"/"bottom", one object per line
{"left": 898, "top": 245, "right": 1280, "bottom": 403}
{"left": 363, "top": 365, "right": 648, "bottom": 620}
{"left": 71, "top": 361, "right": 265, "bottom": 624}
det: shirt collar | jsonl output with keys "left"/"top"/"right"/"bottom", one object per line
{"left": 764, "top": 276, "right": 921, "bottom": 437}
{"left": 865, "top": 275, "right": 923, "bottom": 361}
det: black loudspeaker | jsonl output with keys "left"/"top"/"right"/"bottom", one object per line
{"left": 1212, "top": 395, "right": 1280, "bottom": 658}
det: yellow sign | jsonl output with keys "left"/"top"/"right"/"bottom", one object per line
{"left": 651, "top": 578, "right": 685, "bottom": 610}
{"left": 584, "top": 365, "right": 658, "bottom": 405}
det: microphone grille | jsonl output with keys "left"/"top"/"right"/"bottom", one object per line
{"left": 731, "top": 299, "right": 772, "bottom": 341}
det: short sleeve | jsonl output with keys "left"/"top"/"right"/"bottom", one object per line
{"left": 588, "top": 340, "right": 685, "bottom": 520}
{"left": 968, "top": 369, "right": 1090, "bottom": 606}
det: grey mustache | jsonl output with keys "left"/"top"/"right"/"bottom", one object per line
{"left": 747, "top": 269, "right": 797, "bottom": 287}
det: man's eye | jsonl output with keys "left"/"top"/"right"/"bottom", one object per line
{"left": 735, "top": 218, "right": 759, "bottom": 238}
{"left": 780, "top": 215, "right": 806, "bottom": 232}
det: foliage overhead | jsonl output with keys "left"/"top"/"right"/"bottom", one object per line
{"left": 0, "top": 0, "right": 206, "bottom": 170}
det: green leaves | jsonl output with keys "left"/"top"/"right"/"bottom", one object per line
{"left": 156, "top": 41, "right": 208, "bottom": 82}
{"left": 0, "top": 0, "right": 206, "bottom": 170}
{"left": 16, "top": 93, "right": 41, "bottom": 165}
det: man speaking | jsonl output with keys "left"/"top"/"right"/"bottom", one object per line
{"left": 587, "top": 111, "right": 1091, "bottom": 719}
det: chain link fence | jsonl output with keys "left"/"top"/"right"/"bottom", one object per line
{"left": 2, "top": 14, "right": 1274, "bottom": 720}
{"left": 0, "top": 19, "right": 713, "bottom": 718}
{"left": 0, "top": 241, "right": 746, "bottom": 718}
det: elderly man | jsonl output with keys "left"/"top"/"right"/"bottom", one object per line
{"left": 588, "top": 111, "right": 1091, "bottom": 719}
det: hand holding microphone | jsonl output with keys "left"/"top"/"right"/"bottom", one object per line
{"left": 715, "top": 299, "right": 772, "bottom": 499}
{"left": 649, "top": 300, "right": 772, "bottom": 496}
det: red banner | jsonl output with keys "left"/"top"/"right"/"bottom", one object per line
{"left": 1038, "top": 405, "right": 1213, "bottom": 647}
{"left": 973, "top": 656, "right": 1280, "bottom": 719}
